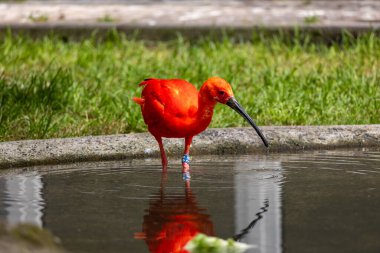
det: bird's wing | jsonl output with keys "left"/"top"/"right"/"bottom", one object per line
{"left": 161, "top": 79, "right": 199, "bottom": 118}
{"left": 140, "top": 79, "right": 198, "bottom": 126}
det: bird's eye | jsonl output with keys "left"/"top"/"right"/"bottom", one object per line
{"left": 218, "top": 90, "right": 225, "bottom": 96}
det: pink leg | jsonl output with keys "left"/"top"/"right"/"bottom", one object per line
{"left": 184, "top": 136, "right": 193, "bottom": 155}
{"left": 182, "top": 136, "right": 193, "bottom": 180}
{"left": 154, "top": 135, "right": 168, "bottom": 171}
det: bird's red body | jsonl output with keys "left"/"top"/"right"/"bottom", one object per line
{"left": 133, "top": 77, "right": 268, "bottom": 175}
{"left": 135, "top": 78, "right": 218, "bottom": 138}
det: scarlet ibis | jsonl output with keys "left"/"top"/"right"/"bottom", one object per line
{"left": 133, "top": 77, "right": 269, "bottom": 176}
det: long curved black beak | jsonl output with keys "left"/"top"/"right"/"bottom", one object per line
{"left": 226, "top": 97, "right": 269, "bottom": 148}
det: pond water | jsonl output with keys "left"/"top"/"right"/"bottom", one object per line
{"left": 1, "top": 149, "right": 380, "bottom": 253}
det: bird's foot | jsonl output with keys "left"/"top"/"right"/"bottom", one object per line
{"left": 182, "top": 154, "right": 191, "bottom": 181}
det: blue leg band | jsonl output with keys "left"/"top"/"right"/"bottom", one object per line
{"left": 182, "top": 154, "right": 190, "bottom": 164}
{"left": 182, "top": 154, "right": 191, "bottom": 181}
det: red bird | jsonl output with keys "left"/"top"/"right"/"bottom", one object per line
{"left": 133, "top": 77, "right": 268, "bottom": 177}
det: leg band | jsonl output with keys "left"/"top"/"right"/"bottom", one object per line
{"left": 182, "top": 154, "right": 190, "bottom": 164}
{"left": 182, "top": 154, "right": 191, "bottom": 181}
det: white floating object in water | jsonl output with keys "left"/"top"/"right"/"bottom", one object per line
{"left": 184, "top": 233, "right": 254, "bottom": 253}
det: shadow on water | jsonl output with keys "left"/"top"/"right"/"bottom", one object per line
{"left": 1, "top": 149, "right": 380, "bottom": 253}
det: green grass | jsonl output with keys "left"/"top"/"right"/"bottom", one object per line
{"left": 0, "top": 31, "right": 379, "bottom": 141}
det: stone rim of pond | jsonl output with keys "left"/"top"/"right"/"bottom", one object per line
{"left": 0, "top": 125, "right": 379, "bottom": 169}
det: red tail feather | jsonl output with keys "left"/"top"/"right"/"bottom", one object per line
{"left": 132, "top": 97, "right": 145, "bottom": 105}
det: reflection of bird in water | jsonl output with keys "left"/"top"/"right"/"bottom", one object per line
{"left": 135, "top": 179, "right": 214, "bottom": 253}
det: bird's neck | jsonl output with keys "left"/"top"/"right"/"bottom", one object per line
{"left": 181, "top": 84, "right": 215, "bottom": 136}
{"left": 197, "top": 87, "right": 217, "bottom": 124}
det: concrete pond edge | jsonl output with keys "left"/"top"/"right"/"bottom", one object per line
{"left": 0, "top": 125, "right": 379, "bottom": 169}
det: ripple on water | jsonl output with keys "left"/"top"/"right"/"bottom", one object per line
{"left": 283, "top": 150, "right": 380, "bottom": 175}
{"left": 0, "top": 149, "right": 380, "bottom": 253}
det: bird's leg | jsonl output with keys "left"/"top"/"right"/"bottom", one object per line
{"left": 182, "top": 136, "right": 193, "bottom": 181}
{"left": 154, "top": 136, "right": 168, "bottom": 172}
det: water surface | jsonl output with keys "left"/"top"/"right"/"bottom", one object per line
{"left": 1, "top": 149, "right": 380, "bottom": 253}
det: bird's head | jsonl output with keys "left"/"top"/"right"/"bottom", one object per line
{"left": 201, "top": 77, "right": 269, "bottom": 148}
{"left": 203, "top": 77, "right": 234, "bottom": 104}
